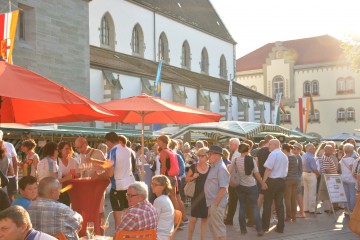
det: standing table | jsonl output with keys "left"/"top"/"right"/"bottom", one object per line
{"left": 66, "top": 178, "right": 110, "bottom": 237}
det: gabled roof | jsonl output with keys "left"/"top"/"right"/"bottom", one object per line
{"left": 236, "top": 35, "right": 347, "bottom": 72}
{"left": 90, "top": 46, "right": 273, "bottom": 102}
{"left": 127, "top": 0, "right": 236, "bottom": 44}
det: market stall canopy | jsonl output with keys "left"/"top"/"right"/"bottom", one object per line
{"left": 170, "top": 121, "right": 290, "bottom": 141}
{"left": 321, "top": 133, "right": 360, "bottom": 142}
{"left": 0, "top": 60, "right": 116, "bottom": 123}
{"left": 254, "top": 129, "right": 319, "bottom": 143}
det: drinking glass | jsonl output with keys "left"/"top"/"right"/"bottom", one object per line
{"left": 86, "top": 222, "right": 94, "bottom": 239}
{"left": 79, "top": 163, "right": 85, "bottom": 178}
{"left": 100, "top": 218, "right": 109, "bottom": 239}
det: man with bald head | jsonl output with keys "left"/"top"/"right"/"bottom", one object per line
{"left": 261, "top": 139, "right": 288, "bottom": 233}
{"left": 302, "top": 143, "right": 320, "bottom": 215}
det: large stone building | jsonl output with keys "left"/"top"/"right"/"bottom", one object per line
{"left": 236, "top": 35, "right": 360, "bottom": 137}
{"left": 89, "top": 0, "right": 274, "bottom": 130}
{"left": 2, "top": 0, "right": 274, "bottom": 130}
{"left": 2, "top": 0, "right": 90, "bottom": 98}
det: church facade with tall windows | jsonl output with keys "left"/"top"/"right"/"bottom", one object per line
{"left": 4, "top": 0, "right": 274, "bottom": 131}
{"left": 89, "top": 0, "right": 274, "bottom": 130}
{"left": 236, "top": 35, "right": 360, "bottom": 137}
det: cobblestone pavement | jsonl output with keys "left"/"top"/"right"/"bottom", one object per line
{"left": 103, "top": 193, "right": 359, "bottom": 240}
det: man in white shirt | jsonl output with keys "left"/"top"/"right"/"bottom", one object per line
{"left": 104, "top": 132, "right": 135, "bottom": 228}
{"left": 261, "top": 139, "right": 288, "bottom": 233}
{"left": 0, "top": 130, "right": 18, "bottom": 202}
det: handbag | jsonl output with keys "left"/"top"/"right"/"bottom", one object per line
{"left": 229, "top": 158, "right": 241, "bottom": 187}
{"left": 184, "top": 164, "right": 197, "bottom": 198}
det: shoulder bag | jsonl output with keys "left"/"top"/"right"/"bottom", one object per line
{"left": 184, "top": 164, "right": 197, "bottom": 198}
{"left": 229, "top": 158, "right": 241, "bottom": 187}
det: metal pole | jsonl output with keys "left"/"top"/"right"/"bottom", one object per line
{"left": 141, "top": 113, "right": 145, "bottom": 181}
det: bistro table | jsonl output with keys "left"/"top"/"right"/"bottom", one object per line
{"left": 66, "top": 178, "right": 110, "bottom": 237}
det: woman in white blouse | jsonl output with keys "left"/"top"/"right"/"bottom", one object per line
{"left": 58, "top": 141, "right": 79, "bottom": 206}
{"left": 341, "top": 143, "right": 357, "bottom": 214}
{"left": 152, "top": 175, "right": 174, "bottom": 240}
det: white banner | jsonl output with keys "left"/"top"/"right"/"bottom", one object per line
{"left": 272, "top": 93, "right": 282, "bottom": 124}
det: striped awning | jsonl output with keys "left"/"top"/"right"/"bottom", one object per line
{"left": 170, "top": 121, "right": 290, "bottom": 140}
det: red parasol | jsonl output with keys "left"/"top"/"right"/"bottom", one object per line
{"left": 0, "top": 60, "right": 116, "bottom": 123}
{"left": 100, "top": 93, "right": 223, "bottom": 179}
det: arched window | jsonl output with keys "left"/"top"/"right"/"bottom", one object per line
{"left": 311, "top": 80, "right": 319, "bottom": 95}
{"left": 303, "top": 81, "right": 311, "bottom": 96}
{"left": 131, "top": 23, "right": 144, "bottom": 57}
{"left": 347, "top": 107, "right": 355, "bottom": 120}
{"left": 272, "top": 76, "right": 284, "bottom": 98}
{"left": 337, "top": 108, "right": 345, "bottom": 121}
{"left": 181, "top": 41, "right": 191, "bottom": 69}
{"left": 158, "top": 32, "right": 169, "bottom": 63}
{"left": 219, "top": 55, "right": 227, "bottom": 79}
{"left": 101, "top": 16, "right": 109, "bottom": 45}
{"left": 345, "top": 77, "right": 355, "bottom": 94}
{"left": 337, "top": 78, "right": 346, "bottom": 94}
{"left": 100, "top": 12, "right": 115, "bottom": 49}
{"left": 250, "top": 85, "right": 257, "bottom": 91}
{"left": 200, "top": 47, "right": 209, "bottom": 74}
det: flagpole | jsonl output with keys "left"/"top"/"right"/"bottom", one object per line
{"left": 227, "top": 74, "right": 233, "bottom": 121}
{"left": 9, "top": 0, "right": 11, "bottom": 12}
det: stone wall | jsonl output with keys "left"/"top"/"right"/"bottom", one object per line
{"left": 1, "top": 0, "right": 90, "bottom": 98}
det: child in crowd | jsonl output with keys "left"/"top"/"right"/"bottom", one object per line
{"left": 11, "top": 176, "right": 38, "bottom": 210}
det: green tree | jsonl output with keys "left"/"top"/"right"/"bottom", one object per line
{"left": 341, "top": 34, "right": 360, "bottom": 73}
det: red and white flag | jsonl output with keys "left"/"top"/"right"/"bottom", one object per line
{"left": 298, "top": 97, "right": 310, "bottom": 133}
{"left": 0, "top": 10, "right": 19, "bottom": 64}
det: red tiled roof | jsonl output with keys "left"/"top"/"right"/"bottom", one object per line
{"left": 236, "top": 35, "right": 347, "bottom": 72}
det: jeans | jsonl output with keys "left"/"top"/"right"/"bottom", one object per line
{"left": 225, "top": 186, "right": 238, "bottom": 222}
{"left": 262, "top": 178, "right": 286, "bottom": 231}
{"left": 236, "top": 185, "right": 262, "bottom": 232}
{"left": 343, "top": 181, "right": 356, "bottom": 211}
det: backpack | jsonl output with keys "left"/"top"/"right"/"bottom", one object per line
{"left": 163, "top": 149, "right": 180, "bottom": 177}
{"left": 176, "top": 153, "right": 185, "bottom": 177}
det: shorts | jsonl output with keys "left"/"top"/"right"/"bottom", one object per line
{"left": 7, "top": 177, "right": 18, "bottom": 196}
{"left": 208, "top": 205, "right": 227, "bottom": 238}
{"left": 110, "top": 188, "right": 128, "bottom": 211}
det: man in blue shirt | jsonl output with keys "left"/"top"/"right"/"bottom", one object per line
{"left": 302, "top": 143, "right": 320, "bottom": 214}
{"left": 12, "top": 176, "right": 38, "bottom": 210}
{"left": 204, "top": 145, "right": 229, "bottom": 240}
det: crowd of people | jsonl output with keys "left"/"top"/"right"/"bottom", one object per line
{"left": 0, "top": 128, "right": 360, "bottom": 240}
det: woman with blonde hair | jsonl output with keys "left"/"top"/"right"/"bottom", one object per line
{"left": 152, "top": 175, "right": 174, "bottom": 240}
{"left": 186, "top": 147, "right": 209, "bottom": 240}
